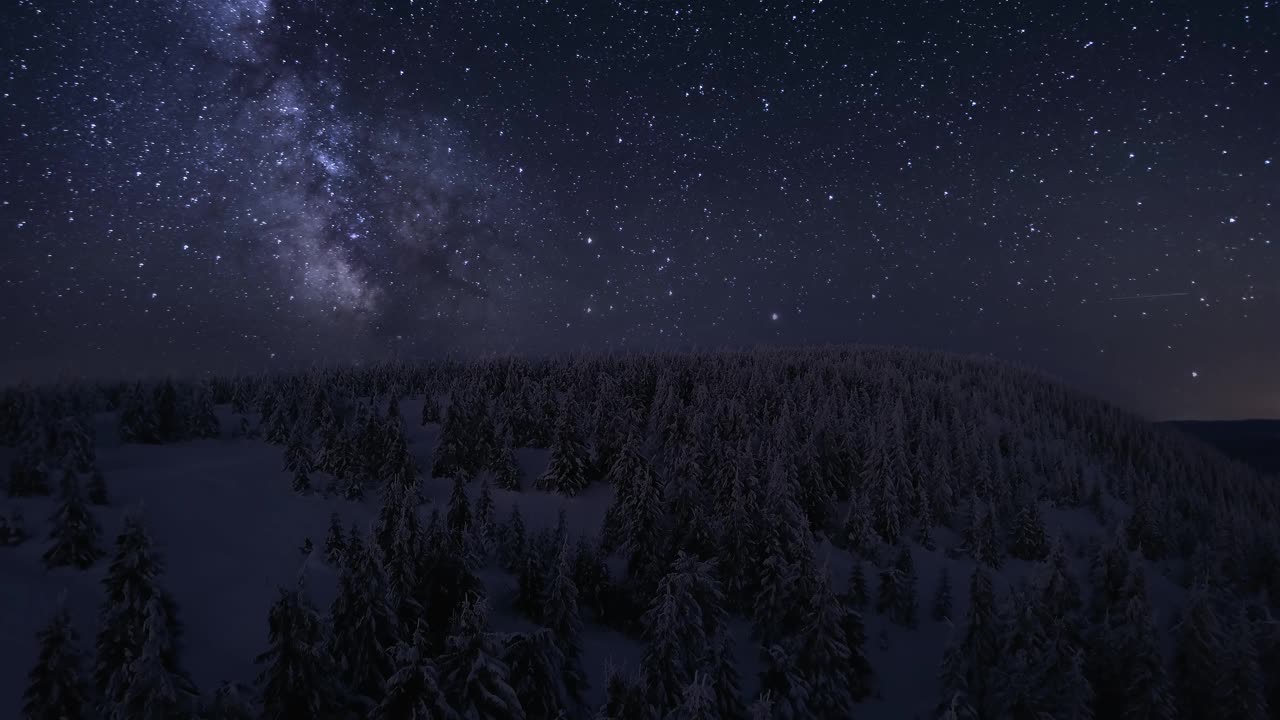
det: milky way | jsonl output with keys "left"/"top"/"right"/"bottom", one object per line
{"left": 2, "top": 0, "right": 1278, "bottom": 418}
{"left": 187, "top": 0, "right": 527, "bottom": 337}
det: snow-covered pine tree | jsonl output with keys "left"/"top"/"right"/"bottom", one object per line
{"left": 283, "top": 424, "right": 313, "bottom": 474}
{"left": 933, "top": 565, "right": 954, "bottom": 622}
{"left": 989, "top": 588, "right": 1054, "bottom": 718}
{"left": 757, "top": 644, "right": 812, "bottom": 720}
{"left": 432, "top": 393, "right": 481, "bottom": 481}
{"left": 502, "top": 629, "right": 569, "bottom": 720}
{"left": 492, "top": 424, "right": 523, "bottom": 491}
{"left": 791, "top": 570, "right": 855, "bottom": 718}
{"left": 875, "top": 545, "right": 918, "bottom": 627}
{"left": 420, "top": 395, "right": 444, "bottom": 426}
{"left": 1115, "top": 592, "right": 1175, "bottom": 720}
{"left": 87, "top": 468, "right": 109, "bottom": 505}
{"left": 544, "top": 543, "right": 587, "bottom": 709}
{"left": 751, "top": 532, "right": 803, "bottom": 646}
{"left": 43, "top": 470, "right": 103, "bottom": 569}
{"left": 329, "top": 530, "right": 397, "bottom": 708}
{"left": 121, "top": 595, "right": 197, "bottom": 719}
{"left": 571, "top": 534, "right": 611, "bottom": 619}
{"left": 641, "top": 562, "right": 708, "bottom": 712}
{"left": 377, "top": 480, "right": 424, "bottom": 632}
{"left": 23, "top": 601, "right": 90, "bottom": 720}
{"left": 188, "top": 383, "right": 221, "bottom": 439}
{"left": 415, "top": 517, "right": 484, "bottom": 654}
{"left": 440, "top": 597, "right": 526, "bottom": 720}
{"left": 536, "top": 405, "right": 591, "bottom": 496}
{"left": 602, "top": 434, "right": 665, "bottom": 571}
{"left": 95, "top": 513, "right": 189, "bottom": 714}
{"left": 1036, "top": 535, "right": 1083, "bottom": 627}
{"left": 499, "top": 504, "right": 528, "bottom": 571}
{"left": 446, "top": 474, "right": 472, "bottom": 543}
{"left": 472, "top": 478, "right": 496, "bottom": 550}
{"left": 700, "top": 631, "right": 746, "bottom": 719}
{"left": 1009, "top": 502, "right": 1049, "bottom": 561}
{"left": 255, "top": 583, "right": 338, "bottom": 719}
{"left": 667, "top": 673, "right": 719, "bottom": 720}
{"left": 839, "top": 586, "right": 874, "bottom": 701}
{"left": 937, "top": 626, "right": 976, "bottom": 720}
{"left": 201, "top": 681, "right": 256, "bottom": 720}
{"left": 845, "top": 559, "right": 868, "bottom": 609}
{"left": 841, "top": 487, "right": 876, "bottom": 555}
{"left": 8, "top": 442, "right": 51, "bottom": 496}
{"left": 715, "top": 467, "right": 759, "bottom": 611}
{"left": 323, "top": 514, "right": 345, "bottom": 566}
{"left": 373, "top": 622, "right": 456, "bottom": 720}
{"left": 961, "top": 567, "right": 1001, "bottom": 717}
{"left": 118, "top": 382, "right": 158, "bottom": 445}
{"left": 599, "top": 664, "right": 646, "bottom": 720}
{"left": 894, "top": 544, "right": 918, "bottom": 626}
{"left": 1217, "top": 602, "right": 1268, "bottom": 720}
{"left": 977, "top": 501, "right": 1004, "bottom": 569}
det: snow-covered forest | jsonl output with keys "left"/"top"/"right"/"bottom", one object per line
{"left": 2, "top": 346, "right": 1278, "bottom": 719}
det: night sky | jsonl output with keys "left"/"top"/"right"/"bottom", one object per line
{"left": 2, "top": 0, "right": 1277, "bottom": 419}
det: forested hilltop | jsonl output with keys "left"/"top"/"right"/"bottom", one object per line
{"left": 2, "top": 346, "right": 1278, "bottom": 719}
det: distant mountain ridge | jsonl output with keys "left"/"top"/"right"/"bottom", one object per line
{"left": 1165, "top": 419, "right": 1280, "bottom": 474}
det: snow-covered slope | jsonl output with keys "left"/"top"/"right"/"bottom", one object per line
{"left": 2, "top": 349, "right": 1277, "bottom": 719}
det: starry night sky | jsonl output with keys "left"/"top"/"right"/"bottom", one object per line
{"left": 2, "top": 0, "right": 1277, "bottom": 419}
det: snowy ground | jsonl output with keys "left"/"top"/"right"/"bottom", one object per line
{"left": 0, "top": 398, "right": 1178, "bottom": 718}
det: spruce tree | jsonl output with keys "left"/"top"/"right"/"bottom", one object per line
{"left": 602, "top": 436, "right": 664, "bottom": 582}
{"left": 322, "top": 514, "right": 345, "bottom": 567}
{"left": 202, "top": 682, "right": 255, "bottom": 720}
{"left": 702, "top": 631, "right": 746, "bottom": 719}
{"left": 842, "top": 489, "right": 876, "bottom": 554}
{"left": 933, "top": 565, "right": 954, "bottom": 622}
{"left": 374, "top": 622, "right": 456, "bottom": 720}
{"left": 961, "top": 567, "right": 1001, "bottom": 716}
{"left": 1218, "top": 604, "right": 1268, "bottom": 720}
{"left": 792, "top": 571, "right": 855, "bottom": 718}
{"left": 7, "top": 506, "right": 26, "bottom": 546}
{"left": 1010, "top": 503, "right": 1049, "bottom": 561}
{"left": 668, "top": 673, "right": 719, "bottom": 720}
{"left": 641, "top": 554, "right": 723, "bottom": 716}
{"left": 95, "top": 513, "right": 189, "bottom": 714}
{"left": 440, "top": 598, "right": 526, "bottom": 720}
{"left": 839, "top": 595, "right": 874, "bottom": 701}
{"left": 255, "top": 583, "right": 338, "bottom": 720}
{"left": 571, "top": 535, "right": 611, "bottom": 619}
{"left": 503, "top": 629, "right": 569, "bottom": 720}
{"left": 87, "top": 469, "right": 109, "bottom": 505}
{"left": 44, "top": 470, "right": 103, "bottom": 570}
{"left": 432, "top": 396, "right": 480, "bottom": 481}
{"left": 446, "top": 474, "right": 472, "bottom": 543}
{"left": 544, "top": 544, "right": 587, "bottom": 707}
{"left": 845, "top": 559, "right": 868, "bottom": 609}
{"left": 493, "top": 424, "right": 523, "bottom": 491}
{"left": 937, "top": 627, "right": 976, "bottom": 720}
{"left": 474, "top": 479, "right": 495, "bottom": 543}
{"left": 536, "top": 409, "right": 590, "bottom": 496}
{"left": 499, "top": 504, "right": 528, "bottom": 571}
{"left": 600, "top": 665, "right": 646, "bottom": 720}
{"left": 757, "top": 644, "right": 812, "bottom": 720}
{"left": 329, "top": 531, "right": 397, "bottom": 708}
{"left": 752, "top": 537, "right": 800, "bottom": 646}
{"left": 1115, "top": 593, "right": 1175, "bottom": 720}
{"left": 121, "top": 595, "right": 195, "bottom": 719}
{"left": 23, "top": 602, "right": 90, "bottom": 720}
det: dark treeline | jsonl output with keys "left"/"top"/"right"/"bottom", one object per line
{"left": 3, "top": 346, "right": 1279, "bottom": 719}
